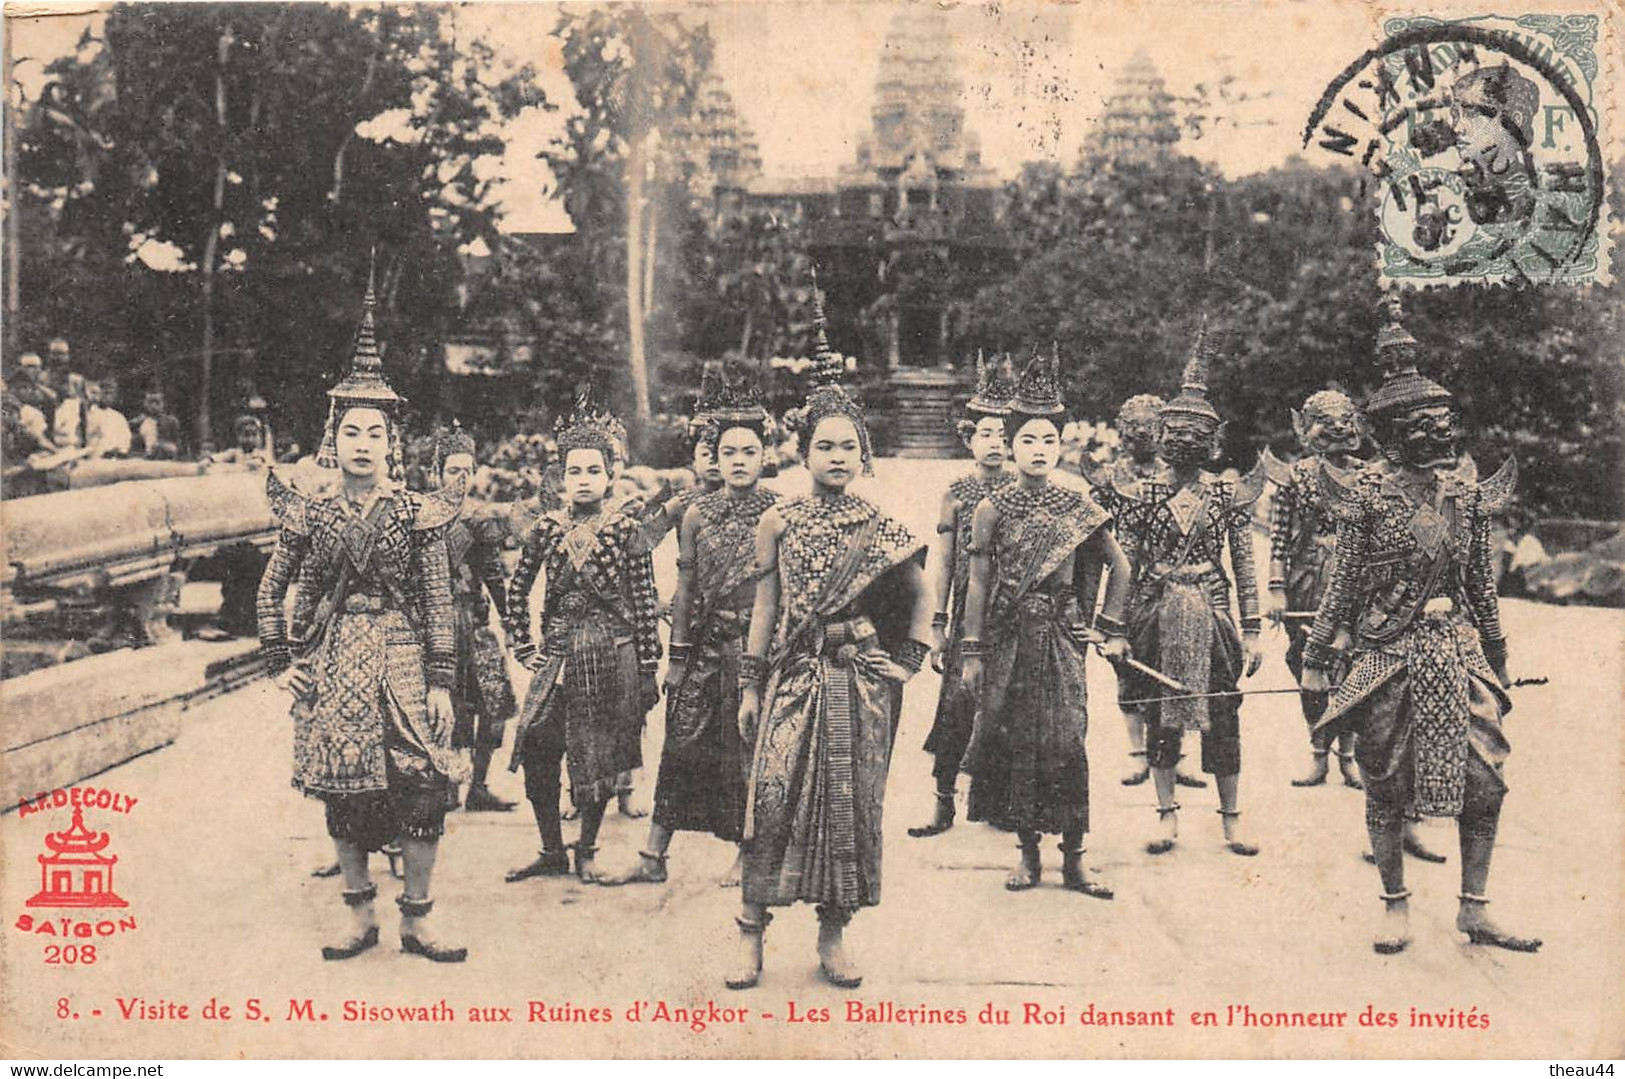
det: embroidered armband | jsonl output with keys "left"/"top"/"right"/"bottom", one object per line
{"left": 895, "top": 638, "right": 929, "bottom": 676}
{"left": 739, "top": 654, "right": 769, "bottom": 688}
{"left": 668, "top": 642, "right": 693, "bottom": 664}
{"left": 1302, "top": 640, "right": 1337, "bottom": 670}
{"left": 1094, "top": 613, "right": 1127, "bottom": 638}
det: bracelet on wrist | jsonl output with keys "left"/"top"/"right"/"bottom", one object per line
{"left": 668, "top": 642, "right": 693, "bottom": 664}
{"left": 1094, "top": 613, "right": 1127, "bottom": 638}
{"left": 895, "top": 638, "right": 929, "bottom": 675}
{"left": 930, "top": 611, "right": 949, "bottom": 630}
{"left": 959, "top": 637, "right": 985, "bottom": 659}
{"left": 739, "top": 654, "right": 768, "bottom": 688}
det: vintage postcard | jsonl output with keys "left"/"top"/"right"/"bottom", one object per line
{"left": 1, "top": 0, "right": 1622, "bottom": 1062}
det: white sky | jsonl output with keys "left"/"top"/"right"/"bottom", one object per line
{"left": 16, "top": 0, "right": 1592, "bottom": 234}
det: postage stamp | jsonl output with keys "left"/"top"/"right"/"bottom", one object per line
{"left": 1304, "top": 12, "right": 1612, "bottom": 287}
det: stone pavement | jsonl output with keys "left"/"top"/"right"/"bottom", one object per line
{"left": 3, "top": 459, "right": 1621, "bottom": 1059}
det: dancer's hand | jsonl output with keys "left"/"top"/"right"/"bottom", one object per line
{"left": 1491, "top": 658, "right": 1511, "bottom": 689}
{"left": 1242, "top": 631, "right": 1263, "bottom": 678}
{"left": 275, "top": 666, "right": 313, "bottom": 697}
{"left": 1301, "top": 666, "right": 1330, "bottom": 694}
{"left": 426, "top": 687, "right": 453, "bottom": 728}
{"left": 961, "top": 657, "right": 984, "bottom": 697}
{"left": 737, "top": 689, "right": 760, "bottom": 742}
{"left": 929, "top": 626, "right": 947, "bottom": 674}
{"left": 640, "top": 672, "right": 660, "bottom": 712}
{"left": 663, "top": 660, "right": 687, "bottom": 696}
{"left": 1098, "top": 635, "right": 1130, "bottom": 663}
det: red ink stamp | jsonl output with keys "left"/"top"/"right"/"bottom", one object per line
{"left": 12, "top": 787, "right": 141, "bottom": 963}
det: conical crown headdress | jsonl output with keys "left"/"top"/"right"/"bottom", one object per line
{"left": 1160, "top": 315, "right": 1222, "bottom": 428}
{"left": 1365, "top": 293, "right": 1452, "bottom": 418}
{"left": 798, "top": 270, "right": 873, "bottom": 475}
{"left": 327, "top": 259, "right": 403, "bottom": 409}
{"left": 1010, "top": 343, "right": 1064, "bottom": 417}
{"left": 967, "top": 349, "right": 1018, "bottom": 416}
{"left": 695, "top": 359, "right": 770, "bottom": 430}
{"left": 317, "top": 258, "right": 406, "bottom": 477}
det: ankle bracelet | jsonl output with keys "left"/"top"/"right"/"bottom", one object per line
{"left": 639, "top": 850, "right": 669, "bottom": 863}
{"left": 396, "top": 895, "right": 435, "bottom": 918}
{"left": 1156, "top": 803, "right": 1181, "bottom": 817}
{"left": 1458, "top": 892, "right": 1490, "bottom": 904}
{"left": 1380, "top": 889, "right": 1412, "bottom": 903}
{"left": 1216, "top": 809, "right": 1242, "bottom": 818}
{"left": 341, "top": 883, "right": 378, "bottom": 907}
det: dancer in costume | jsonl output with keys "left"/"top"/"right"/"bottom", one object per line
{"left": 613, "top": 365, "right": 777, "bottom": 887}
{"left": 503, "top": 388, "right": 663, "bottom": 885}
{"left": 634, "top": 361, "right": 730, "bottom": 551}
{"left": 1302, "top": 300, "right": 1535, "bottom": 955}
{"left": 1090, "top": 393, "right": 1207, "bottom": 791}
{"left": 727, "top": 293, "right": 932, "bottom": 991}
{"left": 1263, "top": 391, "right": 1367, "bottom": 789}
{"left": 435, "top": 421, "right": 519, "bottom": 812}
{"left": 258, "top": 275, "right": 469, "bottom": 963}
{"left": 1116, "top": 321, "right": 1266, "bottom": 857}
{"left": 958, "top": 347, "right": 1133, "bottom": 897}
{"left": 908, "top": 351, "right": 1015, "bottom": 839}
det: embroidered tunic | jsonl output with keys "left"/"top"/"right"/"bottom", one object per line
{"left": 256, "top": 481, "right": 464, "bottom": 796}
{"left": 654, "top": 487, "right": 779, "bottom": 840}
{"left": 1304, "top": 466, "right": 1510, "bottom": 818}
{"left": 744, "top": 493, "right": 924, "bottom": 910}
{"left": 504, "top": 509, "right": 662, "bottom": 805}
{"left": 1117, "top": 474, "right": 1260, "bottom": 732}
{"left": 962, "top": 483, "right": 1112, "bottom": 834}
{"left": 922, "top": 470, "right": 1012, "bottom": 764}
{"left": 444, "top": 500, "right": 518, "bottom": 748}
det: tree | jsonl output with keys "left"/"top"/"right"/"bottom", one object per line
{"left": 542, "top": 5, "right": 712, "bottom": 424}
{"left": 16, "top": 4, "right": 544, "bottom": 448}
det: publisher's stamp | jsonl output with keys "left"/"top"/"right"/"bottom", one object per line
{"left": 1304, "top": 12, "right": 1611, "bottom": 287}
{"left": 12, "top": 786, "right": 142, "bottom": 965}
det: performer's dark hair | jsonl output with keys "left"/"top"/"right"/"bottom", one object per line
{"left": 1003, "top": 410, "right": 1069, "bottom": 447}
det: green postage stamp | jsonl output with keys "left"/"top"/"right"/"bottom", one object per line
{"left": 1305, "top": 12, "right": 1611, "bottom": 287}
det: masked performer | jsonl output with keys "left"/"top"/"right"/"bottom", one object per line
{"left": 1091, "top": 394, "right": 1208, "bottom": 791}
{"left": 908, "top": 351, "right": 1016, "bottom": 839}
{"left": 503, "top": 389, "right": 662, "bottom": 885}
{"left": 727, "top": 299, "right": 932, "bottom": 991}
{"left": 958, "top": 348, "right": 1133, "bottom": 897}
{"left": 613, "top": 367, "right": 777, "bottom": 887}
{"left": 1302, "top": 302, "right": 1535, "bottom": 955}
{"left": 258, "top": 279, "right": 469, "bottom": 963}
{"left": 1261, "top": 390, "right": 1368, "bottom": 789}
{"left": 433, "top": 421, "right": 520, "bottom": 812}
{"left": 1117, "top": 323, "right": 1265, "bottom": 857}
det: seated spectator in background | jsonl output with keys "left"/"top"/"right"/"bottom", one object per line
{"left": 53, "top": 372, "right": 88, "bottom": 450}
{"left": 1499, "top": 508, "right": 1549, "bottom": 598}
{"left": 208, "top": 415, "right": 271, "bottom": 466}
{"left": 11, "top": 353, "right": 59, "bottom": 415}
{"left": 133, "top": 390, "right": 183, "bottom": 459}
{"left": 84, "top": 380, "right": 133, "bottom": 457}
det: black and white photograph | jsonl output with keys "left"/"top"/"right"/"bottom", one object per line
{"left": 1, "top": 0, "right": 1621, "bottom": 1063}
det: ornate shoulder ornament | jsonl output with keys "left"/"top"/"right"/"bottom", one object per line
{"left": 1476, "top": 455, "right": 1518, "bottom": 514}
{"left": 265, "top": 468, "right": 308, "bottom": 535}
{"left": 1259, "top": 446, "right": 1295, "bottom": 488}
{"left": 1232, "top": 455, "right": 1270, "bottom": 509}
{"left": 412, "top": 474, "right": 467, "bottom": 532}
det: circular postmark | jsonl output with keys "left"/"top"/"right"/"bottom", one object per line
{"left": 1304, "top": 17, "right": 1607, "bottom": 286}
